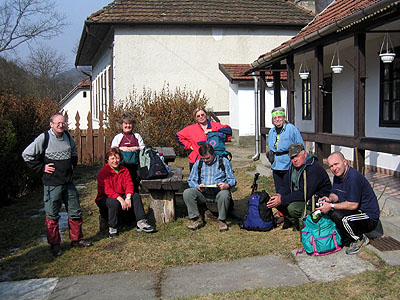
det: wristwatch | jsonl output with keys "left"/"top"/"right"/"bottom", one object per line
{"left": 330, "top": 204, "right": 335, "bottom": 210}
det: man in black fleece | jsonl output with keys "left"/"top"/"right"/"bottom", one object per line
{"left": 22, "top": 113, "right": 92, "bottom": 257}
{"left": 267, "top": 143, "right": 332, "bottom": 230}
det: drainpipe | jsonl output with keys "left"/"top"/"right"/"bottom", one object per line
{"left": 252, "top": 72, "right": 260, "bottom": 161}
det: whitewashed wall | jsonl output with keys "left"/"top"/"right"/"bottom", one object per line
{"left": 229, "top": 82, "right": 287, "bottom": 136}
{"left": 112, "top": 25, "right": 300, "bottom": 125}
{"left": 61, "top": 88, "right": 90, "bottom": 130}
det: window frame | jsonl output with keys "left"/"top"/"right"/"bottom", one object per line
{"left": 302, "top": 74, "right": 312, "bottom": 120}
{"left": 379, "top": 47, "right": 400, "bottom": 127}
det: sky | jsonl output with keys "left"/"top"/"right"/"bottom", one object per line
{"left": 13, "top": 0, "right": 111, "bottom": 68}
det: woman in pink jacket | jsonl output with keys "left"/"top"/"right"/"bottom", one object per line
{"left": 176, "top": 107, "right": 232, "bottom": 170}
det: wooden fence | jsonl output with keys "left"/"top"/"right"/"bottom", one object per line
{"left": 65, "top": 111, "right": 108, "bottom": 165}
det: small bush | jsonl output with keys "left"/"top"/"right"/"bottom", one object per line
{"left": 0, "top": 90, "right": 59, "bottom": 205}
{"left": 106, "top": 84, "right": 208, "bottom": 156}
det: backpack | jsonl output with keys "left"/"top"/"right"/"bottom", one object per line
{"left": 137, "top": 146, "right": 169, "bottom": 180}
{"left": 42, "top": 130, "right": 73, "bottom": 155}
{"left": 206, "top": 132, "right": 232, "bottom": 160}
{"left": 295, "top": 169, "right": 342, "bottom": 256}
{"left": 241, "top": 190, "right": 276, "bottom": 231}
{"left": 299, "top": 213, "right": 342, "bottom": 256}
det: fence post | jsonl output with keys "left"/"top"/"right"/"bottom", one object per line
{"left": 74, "top": 112, "right": 82, "bottom": 165}
{"left": 98, "top": 111, "right": 105, "bottom": 164}
{"left": 86, "top": 112, "right": 94, "bottom": 164}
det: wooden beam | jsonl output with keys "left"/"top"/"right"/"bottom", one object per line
{"left": 273, "top": 70, "right": 281, "bottom": 107}
{"left": 260, "top": 71, "right": 267, "bottom": 153}
{"left": 314, "top": 46, "right": 326, "bottom": 160}
{"left": 287, "top": 54, "right": 295, "bottom": 124}
{"left": 354, "top": 33, "right": 366, "bottom": 172}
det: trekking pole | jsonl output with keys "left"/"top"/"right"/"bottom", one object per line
{"left": 251, "top": 173, "right": 260, "bottom": 195}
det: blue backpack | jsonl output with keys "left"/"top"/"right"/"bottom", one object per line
{"left": 206, "top": 132, "right": 232, "bottom": 160}
{"left": 300, "top": 213, "right": 342, "bottom": 256}
{"left": 241, "top": 191, "right": 275, "bottom": 231}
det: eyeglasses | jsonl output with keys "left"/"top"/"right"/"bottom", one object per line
{"left": 196, "top": 113, "right": 206, "bottom": 118}
{"left": 52, "top": 122, "right": 66, "bottom": 126}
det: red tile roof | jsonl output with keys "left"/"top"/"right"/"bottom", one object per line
{"left": 251, "top": 0, "right": 396, "bottom": 69}
{"left": 88, "top": 0, "right": 314, "bottom": 25}
{"left": 77, "top": 77, "right": 91, "bottom": 87}
{"left": 219, "top": 64, "right": 287, "bottom": 82}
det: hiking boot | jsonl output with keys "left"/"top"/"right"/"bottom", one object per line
{"left": 99, "top": 216, "right": 108, "bottom": 232}
{"left": 346, "top": 234, "right": 369, "bottom": 255}
{"left": 281, "top": 218, "right": 293, "bottom": 230}
{"left": 109, "top": 227, "right": 118, "bottom": 239}
{"left": 50, "top": 244, "right": 63, "bottom": 257}
{"left": 187, "top": 217, "right": 205, "bottom": 231}
{"left": 136, "top": 219, "right": 157, "bottom": 233}
{"left": 218, "top": 220, "right": 228, "bottom": 232}
{"left": 71, "top": 239, "right": 93, "bottom": 248}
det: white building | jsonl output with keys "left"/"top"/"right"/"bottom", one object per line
{"left": 75, "top": 0, "right": 313, "bottom": 128}
{"left": 60, "top": 78, "right": 91, "bottom": 129}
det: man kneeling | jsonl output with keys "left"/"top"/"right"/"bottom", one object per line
{"left": 267, "top": 143, "right": 332, "bottom": 230}
{"left": 317, "top": 152, "right": 380, "bottom": 255}
{"left": 183, "top": 144, "right": 237, "bottom": 232}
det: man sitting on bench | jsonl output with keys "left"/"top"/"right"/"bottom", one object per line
{"left": 183, "top": 144, "right": 236, "bottom": 232}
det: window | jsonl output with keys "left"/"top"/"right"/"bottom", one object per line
{"left": 92, "top": 66, "right": 110, "bottom": 120}
{"left": 83, "top": 91, "right": 87, "bottom": 98}
{"left": 302, "top": 75, "right": 311, "bottom": 120}
{"left": 380, "top": 49, "right": 400, "bottom": 127}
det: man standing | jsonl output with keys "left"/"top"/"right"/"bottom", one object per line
{"left": 267, "top": 143, "right": 332, "bottom": 230}
{"left": 183, "top": 144, "right": 236, "bottom": 232}
{"left": 317, "top": 152, "right": 380, "bottom": 255}
{"left": 22, "top": 113, "right": 92, "bottom": 257}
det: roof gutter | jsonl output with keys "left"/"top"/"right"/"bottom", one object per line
{"left": 249, "top": 0, "right": 399, "bottom": 71}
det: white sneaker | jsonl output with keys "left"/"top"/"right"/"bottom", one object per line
{"left": 109, "top": 227, "right": 118, "bottom": 239}
{"left": 136, "top": 219, "right": 156, "bottom": 233}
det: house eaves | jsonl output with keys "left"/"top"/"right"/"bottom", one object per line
{"left": 75, "top": 0, "right": 314, "bottom": 66}
{"left": 247, "top": 0, "right": 400, "bottom": 73}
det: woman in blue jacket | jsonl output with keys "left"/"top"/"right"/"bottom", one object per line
{"left": 267, "top": 107, "right": 304, "bottom": 193}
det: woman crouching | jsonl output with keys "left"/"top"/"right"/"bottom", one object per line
{"left": 95, "top": 147, "right": 156, "bottom": 238}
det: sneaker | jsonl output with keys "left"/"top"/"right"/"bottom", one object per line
{"left": 136, "top": 219, "right": 156, "bottom": 233}
{"left": 71, "top": 239, "right": 93, "bottom": 248}
{"left": 346, "top": 234, "right": 368, "bottom": 255}
{"left": 218, "top": 220, "right": 228, "bottom": 232}
{"left": 99, "top": 216, "right": 108, "bottom": 232}
{"left": 187, "top": 217, "right": 205, "bottom": 231}
{"left": 50, "top": 244, "right": 63, "bottom": 257}
{"left": 109, "top": 227, "right": 118, "bottom": 239}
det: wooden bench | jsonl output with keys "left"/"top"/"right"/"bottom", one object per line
{"left": 140, "top": 147, "right": 183, "bottom": 223}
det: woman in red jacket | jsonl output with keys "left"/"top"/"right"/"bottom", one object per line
{"left": 95, "top": 147, "right": 156, "bottom": 238}
{"left": 176, "top": 107, "right": 232, "bottom": 170}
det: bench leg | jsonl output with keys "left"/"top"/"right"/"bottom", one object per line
{"left": 148, "top": 190, "right": 176, "bottom": 223}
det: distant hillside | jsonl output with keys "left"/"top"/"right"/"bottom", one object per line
{"left": 0, "top": 56, "right": 87, "bottom": 101}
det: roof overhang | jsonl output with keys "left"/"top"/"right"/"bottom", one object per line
{"left": 245, "top": 0, "right": 400, "bottom": 74}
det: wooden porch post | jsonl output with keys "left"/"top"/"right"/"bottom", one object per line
{"left": 287, "top": 54, "right": 295, "bottom": 124}
{"left": 260, "top": 71, "right": 267, "bottom": 153}
{"left": 314, "top": 46, "right": 326, "bottom": 160}
{"left": 354, "top": 33, "right": 366, "bottom": 173}
{"left": 273, "top": 68, "right": 281, "bottom": 107}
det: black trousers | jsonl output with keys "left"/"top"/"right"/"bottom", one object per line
{"left": 272, "top": 170, "right": 288, "bottom": 193}
{"left": 98, "top": 193, "right": 146, "bottom": 228}
{"left": 329, "top": 209, "right": 378, "bottom": 246}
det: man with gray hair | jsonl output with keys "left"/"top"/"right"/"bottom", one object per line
{"left": 22, "top": 113, "right": 92, "bottom": 257}
{"left": 267, "top": 143, "right": 331, "bottom": 230}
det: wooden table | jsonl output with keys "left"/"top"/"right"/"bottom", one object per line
{"left": 140, "top": 148, "right": 183, "bottom": 223}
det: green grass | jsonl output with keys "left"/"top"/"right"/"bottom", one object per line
{"left": 0, "top": 159, "right": 399, "bottom": 299}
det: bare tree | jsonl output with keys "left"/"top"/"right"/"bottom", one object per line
{"left": 0, "top": 0, "right": 67, "bottom": 53}
{"left": 26, "top": 44, "right": 67, "bottom": 79}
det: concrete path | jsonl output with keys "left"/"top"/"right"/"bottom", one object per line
{"left": 2, "top": 247, "right": 395, "bottom": 300}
